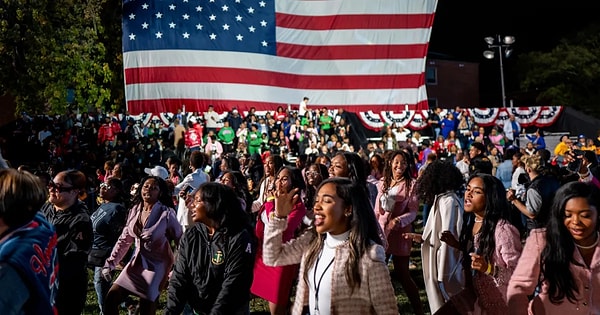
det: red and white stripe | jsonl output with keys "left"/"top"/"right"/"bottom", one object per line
{"left": 125, "top": 0, "right": 438, "bottom": 115}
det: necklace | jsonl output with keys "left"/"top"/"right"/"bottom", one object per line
{"left": 575, "top": 232, "right": 599, "bottom": 250}
{"left": 313, "top": 250, "right": 335, "bottom": 315}
{"left": 474, "top": 217, "right": 484, "bottom": 223}
{"left": 324, "top": 236, "right": 349, "bottom": 249}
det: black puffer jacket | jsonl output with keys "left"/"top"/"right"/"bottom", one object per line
{"left": 166, "top": 223, "right": 256, "bottom": 315}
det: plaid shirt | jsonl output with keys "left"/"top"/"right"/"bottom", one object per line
{"left": 263, "top": 217, "right": 398, "bottom": 315}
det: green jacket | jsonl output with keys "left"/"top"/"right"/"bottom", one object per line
{"left": 247, "top": 131, "right": 262, "bottom": 147}
{"left": 218, "top": 127, "right": 235, "bottom": 144}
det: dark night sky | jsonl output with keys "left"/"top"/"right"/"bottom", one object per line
{"left": 427, "top": 1, "right": 600, "bottom": 106}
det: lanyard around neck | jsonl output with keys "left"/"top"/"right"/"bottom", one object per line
{"left": 313, "top": 249, "right": 335, "bottom": 315}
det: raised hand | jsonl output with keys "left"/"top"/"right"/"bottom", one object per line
{"left": 273, "top": 187, "right": 300, "bottom": 218}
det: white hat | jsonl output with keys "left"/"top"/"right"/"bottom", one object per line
{"left": 144, "top": 165, "right": 169, "bottom": 180}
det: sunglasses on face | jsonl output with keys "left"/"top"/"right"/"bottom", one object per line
{"left": 100, "top": 183, "right": 113, "bottom": 190}
{"left": 48, "top": 181, "right": 75, "bottom": 193}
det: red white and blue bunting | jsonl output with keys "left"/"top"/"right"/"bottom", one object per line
{"left": 116, "top": 106, "right": 563, "bottom": 132}
{"left": 358, "top": 106, "right": 564, "bottom": 131}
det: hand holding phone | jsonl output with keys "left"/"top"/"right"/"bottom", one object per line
{"left": 179, "top": 185, "right": 195, "bottom": 199}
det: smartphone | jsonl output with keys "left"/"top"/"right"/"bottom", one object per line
{"left": 183, "top": 185, "right": 194, "bottom": 195}
{"left": 567, "top": 149, "right": 584, "bottom": 172}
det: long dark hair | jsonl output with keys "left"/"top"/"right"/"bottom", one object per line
{"left": 276, "top": 166, "right": 306, "bottom": 194}
{"left": 222, "top": 170, "right": 253, "bottom": 214}
{"left": 459, "top": 174, "right": 516, "bottom": 272}
{"left": 302, "top": 178, "right": 381, "bottom": 293}
{"left": 333, "top": 151, "right": 368, "bottom": 187}
{"left": 542, "top": 181, "right": 600, "bottom": 304}
{"left": 221, "top": 154, "right": 240, "bottom": 172}
{"left": 256, "top": 155, "right": 284, "bottom": 195}
{"left": 304, "top": 163, "right": 329, "bottom": 211}
{"left": 382, "top": 150, "right": 413, "bottom": 192}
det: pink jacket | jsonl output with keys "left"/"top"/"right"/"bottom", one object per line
{"left": 373, "top": 180, "right": 418, "bottom": 256}
{"left": 263, "top": 217, "right": 398, "bottom": 315}
{"left": 507, "top": 228, "right": 600, "bottom": 314}
{"left": 105, "top": 202, "right": 182, "bottom": 301}
{"left": 471, "top": 220, "right": 522, "bottom": 314}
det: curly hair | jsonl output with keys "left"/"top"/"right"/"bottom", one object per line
{"left": 416, "top": 159, "right": 465, "bottom": 205}
{"left": 132, "top": 176, "right": 175, "bottom": 209}
{"left": 542, "top": 181, "right": 600, "bottom": 304}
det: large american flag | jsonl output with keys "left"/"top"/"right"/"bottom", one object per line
{"left": 123, "top": 0, "right": 438, "bottom": 115}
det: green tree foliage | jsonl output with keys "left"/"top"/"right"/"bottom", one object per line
{"left": 518, "top": 23, "right": 600, "bottom": 117}
{"left": 0, "top": 0, "right": 123, "bottom": 115}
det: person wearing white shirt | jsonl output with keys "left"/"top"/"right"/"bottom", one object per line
{"left": 298, "top": 96, "right": 309, "bottom": 118}
{"left": 38, "top": 126, "right": 52, "bottom": 145}
{"left": 203, "top": 105, "right": 220, "bottom": 133}
{"left": 510, "top": 152, "right": 526, "bottom": 199}
{"left": 455, "top": 151, "right": 470, "bottom": 181}
{"left": 174, "top": 151, "right": 209, "bottom": 232}
{"left": 502, "top": 114, "right": 521, "bottom": 147}
{"left": 304, "top": 141, "right": 319, "bottom": 155}
{"left": 392, "top": 125, "right": 411, "bottom": 143}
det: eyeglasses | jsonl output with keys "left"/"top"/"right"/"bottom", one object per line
{"left": 306, "top": 171, "right": 321, "bottom": 177}
{"left": 100, "top": 183, "right": 113, "bottom": 190}
{"left": 48, "top": 181, "right": 75, "bottom": 193}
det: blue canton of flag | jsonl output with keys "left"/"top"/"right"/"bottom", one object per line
{"left": 122, "top": 0, "right": 276, "bottom": 55}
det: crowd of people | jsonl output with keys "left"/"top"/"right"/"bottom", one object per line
{"left": 1, "top": 104, "right": 600, "bottom": 315}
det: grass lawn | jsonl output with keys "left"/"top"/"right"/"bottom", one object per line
{"left": 84, "top": 216, "right": 430, "bottom": 314}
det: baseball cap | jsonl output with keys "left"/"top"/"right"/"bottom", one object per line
{"left": 579, "top": 134, "right": 586, "bottom": 139}
{"left": 144, "top": 165, "right": 169, "bottom": 180}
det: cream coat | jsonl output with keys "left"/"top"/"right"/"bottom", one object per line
{"left": 263, "top": 217, "right": 398, "bottom": 315}
{"left": 421, "top": 191, "right": 464, "bottom": 313}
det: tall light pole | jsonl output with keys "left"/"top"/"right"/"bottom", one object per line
{"left": 483, "top": 35, "right": 515, "bottom": 107}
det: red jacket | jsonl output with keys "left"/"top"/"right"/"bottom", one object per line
{"left": 185, "top": 128, "right": 202, "bottom": 149}
{"left": 98, "top": 123, "right": 116, "bottom": 143}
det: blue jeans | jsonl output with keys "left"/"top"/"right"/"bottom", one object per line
{"left": 94, "top": 266, "right": 112, "bottom": 313}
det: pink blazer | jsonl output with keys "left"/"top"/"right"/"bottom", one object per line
{"left": 507, "top": 228, "right": 600, "bottom": 314}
